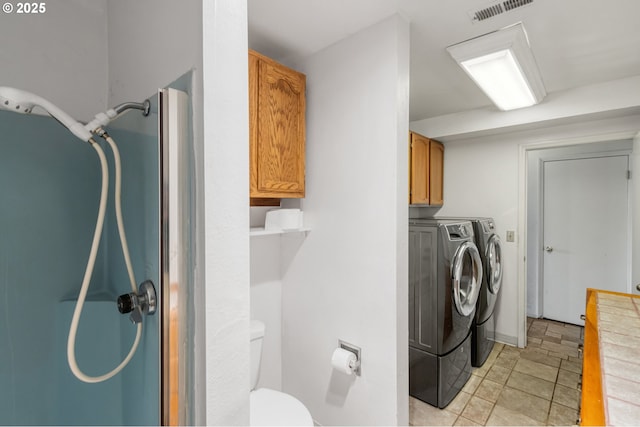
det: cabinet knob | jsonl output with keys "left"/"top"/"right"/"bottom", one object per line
{"left": 544, "top": 246, "right": 553, "bottom": 252}
{"left": 580, "top": 314, "right": 586, "bottom": 321}
{"left": 636, "top": 283, "right": 640, "bottom": 292}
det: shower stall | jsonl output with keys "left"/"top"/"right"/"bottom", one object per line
{"left": 0, "top": 85, "right": 191, "bottom": 425}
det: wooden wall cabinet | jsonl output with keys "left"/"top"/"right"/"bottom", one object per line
{"left": 409, "top": 131, "right": 444, "bottom": 206}
{"left": 249, "top": 49, "right": 306, "bottom": 204}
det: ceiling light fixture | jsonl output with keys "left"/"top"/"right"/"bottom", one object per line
{"left": 446, "top": 22, "right": 546, "bottom": 111}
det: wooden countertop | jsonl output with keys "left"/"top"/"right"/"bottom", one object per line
{"left": 581, "top": 288, "right": 640, "bottom": 426}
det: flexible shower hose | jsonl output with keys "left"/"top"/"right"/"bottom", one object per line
{"left": 66, "top": 135, "right": 142, "bottom": 383}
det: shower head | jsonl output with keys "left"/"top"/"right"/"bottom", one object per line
{"left": 0, "top": 86, "right": 92, "bottom": 142}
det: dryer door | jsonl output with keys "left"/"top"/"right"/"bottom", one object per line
{"left": 451, "top": 241, "right": 483, "bottom": 316}
{"left": 486, "top": 234, "right": 503, "bottom": 294}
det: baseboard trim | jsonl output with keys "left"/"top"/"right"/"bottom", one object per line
{"left": 495, "top": 332, "right": 519, "bottom": 347}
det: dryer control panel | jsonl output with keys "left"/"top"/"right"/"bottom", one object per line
{"left": 481, "top": 219, "right": 495, "bottom": 233}
{"left": 446, "top": 223, "right": 472, "bottom": 240}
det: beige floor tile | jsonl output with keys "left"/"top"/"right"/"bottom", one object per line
{"left": 453, "top": 416, "right": 478, "bottom": 426}
{"left": 506, "top": 371, "right": 555, "bottom": 400}
{"left": 486, "top": 404, "right": 545, "bottom": 426}
{"left": 410, "top": 318, "right": 585, "bottom": 427}
{"left": 475, "top": 379, "right": 503, "bottom": 403}
{"left": 513, "top": 358, "right": 559, "bottom": 383}
{"left": 519, "top": 349, "right": 561, "bottom": 368}
{"left": 460, "top": 396, "right": 493, "bottom": 425}
{"left": 528, "top": 337, "right": 542, "bottom": 345}
{"left": 546, "top": 323, "right": 569, "bottom": 336}
{"left": 547, "top": 351, "right": 569, "bottom": 360}
{"left": 552, "top": 384, "right": 581, "bottom": 410}
{"left": 493, "top": 353, "right": 518, "bottom": 370}
{"left": 560, "top": 339, "right": 579, "bottom": 348}
{"left": 559, "top": 359, "right": 582, "bottom": 374}
{"left": 462, "top": 374, "right": 482, "bottom": 394}
{"left": 410, "top": 397, "right": 458, "bottom": 426}
{"left": 445, "top": 391, "right": 471, "bottom": 416}
{"left": 556, "top": 369, "right": 581, "bottom": 390}
{"left": 561, "top": 334, "right": 582, "bottom": 344}
{"left": 547, "top": 402, "right": 579, "bottom": 426}
{"left": 484, "top": 365, "right": 511, "bottom": 385}
{"left": 540, "top": 341, "right": 579, "bottom": 358}
{"left": 496, "top": 386, "right": 551, "bottom": 423}
{"left": 562, "top": 324, "right": 583, "bottom": 336}
{"left": 545, "top": 332, "right": 562, "bottom": 341}
{"left": 528, "top": 328, "right": 548, "bottom": 339}
{"left": 472, "top": 362, "right": 491, "bottom": 379}
{"left": 532, "top": 319, "right": 550, "bottom": 328}
{"left": 568, "top": 356, "right": 582, "bottom": 364}
{"left": 501, "top": 345, "right": 522, "bottom": 357}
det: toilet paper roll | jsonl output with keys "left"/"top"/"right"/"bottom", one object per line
{"left": 331, "top": 348, "right": 357, "bottom": 375}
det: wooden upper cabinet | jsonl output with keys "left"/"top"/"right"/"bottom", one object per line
{"left": 410, "top": 132, "right": 430, "bottom": 204}
{"left": 409, "top": 131, "right": 444, "bottom": 206}
{"left": 249, "top": 50, "right": 306, "bottom": 201}
{"left": 429, "top": 139, "right": 444, "bottom": 206}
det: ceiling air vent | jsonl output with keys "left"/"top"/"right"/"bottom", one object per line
{"left": 503, "top": 0, "right": 533, "bottom": 11}
{"left": 468, "top": 0, "right": 534, "bottom": 23}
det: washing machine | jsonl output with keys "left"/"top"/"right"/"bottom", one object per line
{"left": 437, "top": 217, "right": 504, "bottom": 367}
{"left": 408, "top": 219, "right": 483, "bottom": 408}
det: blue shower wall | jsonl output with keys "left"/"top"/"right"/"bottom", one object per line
{"left": 0, "top": 112, "right": 104, "bottom": 425}
{"left": 0, "top": 111, "right": 159, "bottom": 425}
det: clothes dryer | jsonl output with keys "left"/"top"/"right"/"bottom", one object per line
{"left": 408, "top": 219, "right": 483, "bottom": 408}
{"left": 436, "top": 217, "right": 504, "bottom": 367}
{"left": 469, "top": 218, "right": 503, "bottom": 367}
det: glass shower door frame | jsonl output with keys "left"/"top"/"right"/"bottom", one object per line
{"left": 159, "top": 87, "right": 190, "bottom": 426}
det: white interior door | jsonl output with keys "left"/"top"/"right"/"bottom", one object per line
{"left": 543, "top": 155, "right": 629, "bottom": 325}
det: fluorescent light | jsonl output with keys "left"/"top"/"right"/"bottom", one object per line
{"left": 461, "top": 49, "right": 536, "bottom": 110}
{"left": 447, "top": 23, "right": 546, "bottom": 111}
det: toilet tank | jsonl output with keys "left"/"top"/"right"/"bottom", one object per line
{"left": 250, "top": 320, "right": 265, "bottom": 390}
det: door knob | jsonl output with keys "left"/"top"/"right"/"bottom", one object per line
{"left": 544, "top": 246, "right": 553, "bottom": 252}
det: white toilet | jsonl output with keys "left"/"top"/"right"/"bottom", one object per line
{"left": 250, "top": 320, "right": 313, "bottom": 426}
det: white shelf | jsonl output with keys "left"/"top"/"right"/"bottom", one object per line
{"left": 249, "top": 227, "right": 311, "bottom": 237}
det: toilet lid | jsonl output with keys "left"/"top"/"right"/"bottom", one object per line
{"left": 250, "top": 388, "right": 313, "bottom": 426}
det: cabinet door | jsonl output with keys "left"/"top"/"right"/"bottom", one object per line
{"left": 410, "top": 132, "right": 430, "bottom": 204}
{"left": 250, "top": 52, "right": 306, "bottom": 198}
{"left": 429, "top": 140, "right": 444, "bottom": 206}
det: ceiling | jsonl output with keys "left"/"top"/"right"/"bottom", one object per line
{"left": 248, "top": 0, "right": 640, "bottom": 122}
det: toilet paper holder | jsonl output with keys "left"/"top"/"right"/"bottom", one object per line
{"left": 338, "top": 339, "right": 361, "bottom": 376}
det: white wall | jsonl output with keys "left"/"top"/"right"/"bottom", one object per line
{"left": 280, "top": 15, "right": 410, "bottom": 426}
{"left": 0, "top": 0, "right": 108, "bottom": 121}
{"left": 109, "top": 1, "right": 250, "bottom": 424}
{"left": 107, "top": 1, "right": 202, "bottom": 107}
{"left": 201, "top": 1, "right": 250, "bottom": 425}
{"left": 634, "top": 131, "right": 640, "bottom": 295}
{"left": 432, "top": 137, "right": 520, "bottom": 344}
{"left": 417, "top": 113, "right": 640, "bottom": 345}
{"left": 250, "top": 234, "right": 283, "bottom": 390}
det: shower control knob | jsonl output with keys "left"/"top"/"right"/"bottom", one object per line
{"left": 117, "top": 293, "right": 135, "bottom": 314}
{"left": 116, "top": 280, "right": 157, "bottom": 323}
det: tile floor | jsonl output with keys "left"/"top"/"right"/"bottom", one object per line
{"left": 410, "top": 318, "right": 583, "bottom": 426}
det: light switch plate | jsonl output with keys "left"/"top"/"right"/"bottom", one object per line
{"left": 506, "top": 230, "right": 515, "bottom": 242}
